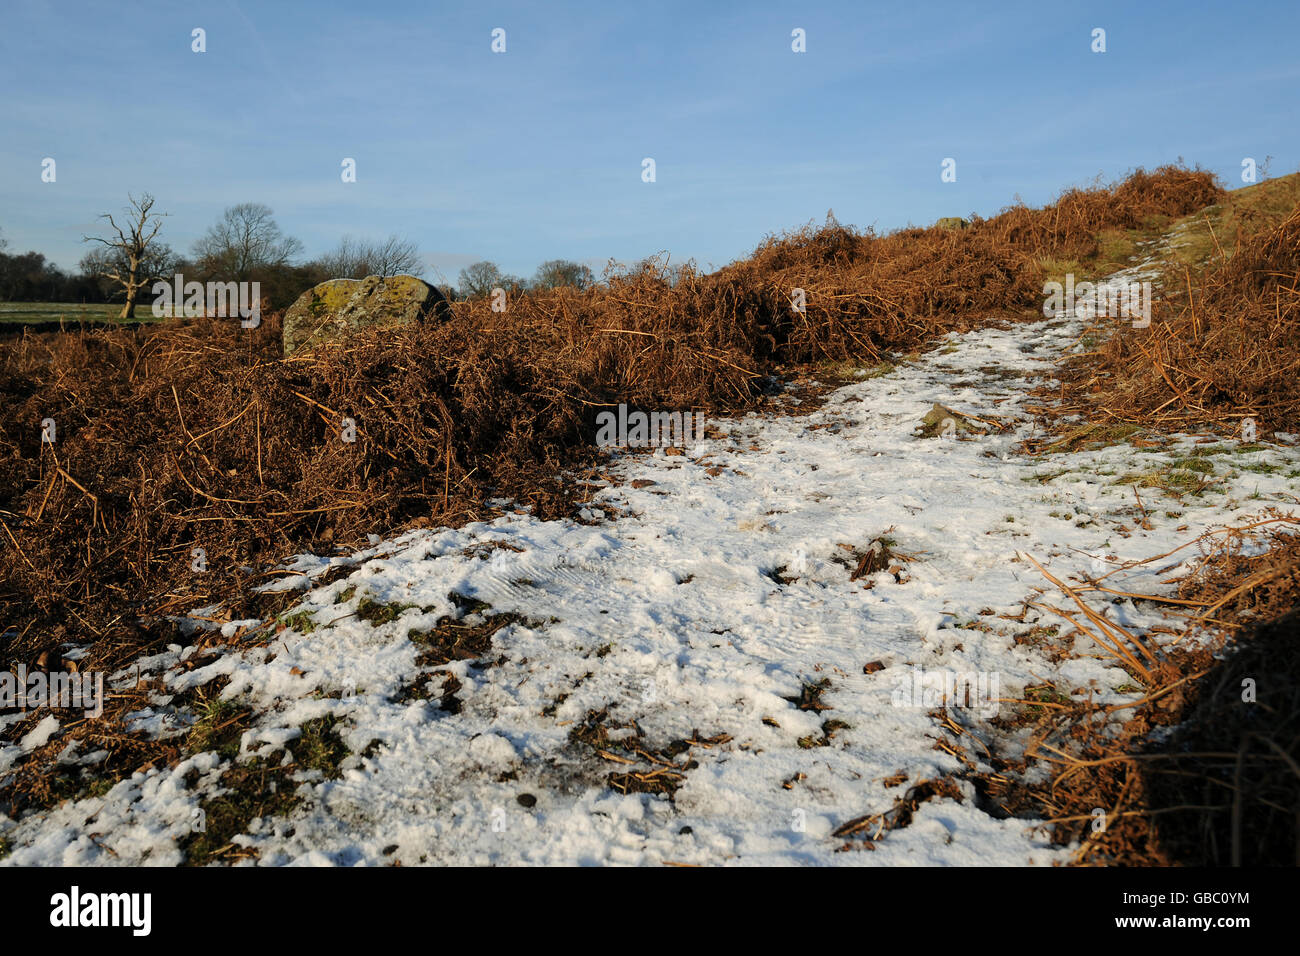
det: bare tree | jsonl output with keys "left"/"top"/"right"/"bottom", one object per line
{"left": 533, "top": 258, "right": 594, "bottom": 290}
{"left": 82, "top": 193, "right": 172, "bottom": 319}
{"left": 316, "top": 235, "right": 422, "bottom": 278}
{"left": 192, "top": 203, "right": 303, "bottom": 280}
{"left": 457, "top": 260, "right": 504, "bottom": 298}
{"left": 365, "top": 235, "right": 421, "bottom": 277}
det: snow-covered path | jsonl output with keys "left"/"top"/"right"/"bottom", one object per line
{"left": 5, "top": 268, "right": 1298, "bottom": 866}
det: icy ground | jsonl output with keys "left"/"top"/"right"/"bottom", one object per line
{"left": 4, "top": 265, "right": 1298, "bottom": 866}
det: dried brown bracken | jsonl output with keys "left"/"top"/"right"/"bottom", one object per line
{"left": 1052, "top": 200, "right": 1300, "bottom": 435}
{"left": 0, "top": 164, "right": 1227, "bottom": 814}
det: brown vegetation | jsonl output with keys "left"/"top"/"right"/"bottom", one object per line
{"left": 1001, "top": 182, "right": 1300, "bottom": 864}
{"left": 990, "top": 516, "right": 1300, "bottom": 865}
{"left": 1, "top": 165, "right": 1256, "bottom": 842}
{"left": 1053, "top": 197, "right": 1300, "bottom": 434}
{"left": 4, "top": 164, "right": 1297, "bottom": 867}
{"left": 0, "top": 164, "right": 1224, "bottom": 672}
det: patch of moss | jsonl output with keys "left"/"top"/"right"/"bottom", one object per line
{"left": 407, "top": 593, "right": 541, "bottom": 667}
{"left": 1042, "top": 422, "right": 1142, "bottom": 454}
{"left": 1198, "top": 443, "right": 1269, "bottom": 456}
{"left": 186, "top": 699, "right": 250, "bottom": 761}
{"left": 1020, "top": 683, "right": 1072, "bottom": 718}
{"left": 180, "top": 757, "right": 298, "bottom": 866}
{"left": 1117, "top": 456, "right": 1218, "bottom": 496}
{"left": 356, "top": 597, "right": 416, "bottom": 627}
{"left": 1240, "top": 461, "right": 1282, "bottom": 475}
{"left": 446, "top": 591, "right": 492, "bottom": 615}
{"left": 813, "top": 358, "right": 865, "bottom": 382}
{"left": 277, "top": 609, "right": 318, "bottom": 635}
{"left": 292, "top": 714, "right": 351, "bottom": 775}
{"left": 180, "top": 715, "right": 349, "bottom": 866}
{"left": 84, "top": 777, "right": 117, "bottom": 799}
{"left": 1170, "top": 456, "right": 1215, "bottom": 474}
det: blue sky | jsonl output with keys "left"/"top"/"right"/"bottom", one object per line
{"left": 2, "top": 0, "right": 1297, "bottom": 285}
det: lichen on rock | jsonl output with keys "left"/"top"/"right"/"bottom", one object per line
{"left": 282, "top": 274, "right": 449, "bottom": 355}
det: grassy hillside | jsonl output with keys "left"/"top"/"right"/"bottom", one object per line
{"left": 1034, "top": 169, "right": 1300, "bottom": 284}
{"left": 1163, "top": 169, "right": 1300, "bottom": 268}
{"left": 1054, "top": 172, "right": 1300, "bottom": 433}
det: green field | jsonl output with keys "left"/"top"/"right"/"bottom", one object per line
{"left": 0, "top": 302, "right": 168, "bottom": 325}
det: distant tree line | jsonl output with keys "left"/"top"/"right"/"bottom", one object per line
{"left": 0, "top": 197, "right": 438, "bottom": 315}
{"left": 0, "top": 196, "right": 661, "bottom": 315}
{"left": 0, "top": 223, "right": 105, "bottom": 302}
{"left": 453, "top": 258, "right": 595, "bottom": 300}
